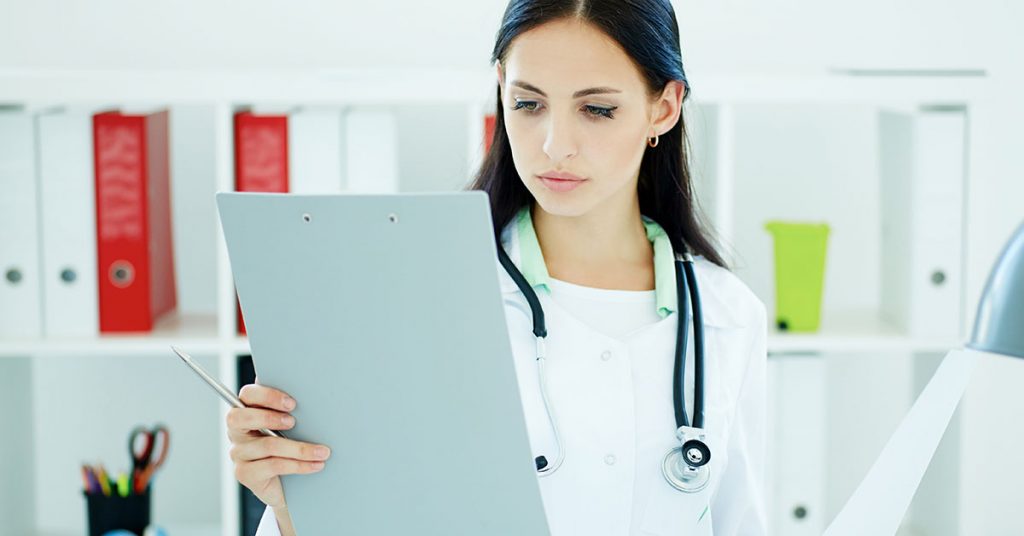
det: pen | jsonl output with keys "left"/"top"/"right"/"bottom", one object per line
{"left": 170, "top": 346, "right": 285, "bottom": 438}
{"left": 81, "top": 465, "right": 95, "bottom": 494}
{"left": 84, "top": 465, "right": 101, "bottom": 495}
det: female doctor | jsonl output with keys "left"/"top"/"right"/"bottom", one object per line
{"left": 227, "top": 0, "right": 768, "bottom": 534}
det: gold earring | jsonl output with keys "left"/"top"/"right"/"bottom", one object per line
{"left": 648, "top": 135, "right": 659, "bottom": 148}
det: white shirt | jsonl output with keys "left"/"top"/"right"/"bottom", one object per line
{"left": 546, "top": 277, "right": 662, "bottom": 339}
{"left": 256, "top": 218, "right": 768, "bottom": 535}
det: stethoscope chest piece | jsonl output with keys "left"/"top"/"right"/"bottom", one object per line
{"left": 662, "top": 426, "right": 711, "bottom": 493}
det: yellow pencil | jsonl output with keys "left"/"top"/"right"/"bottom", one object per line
{"left": 95, "top": 464, "right": 112, "bottom": 497}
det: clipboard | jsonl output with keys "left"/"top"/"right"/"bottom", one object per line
{"left": 217, "top": 191, "right": 550, "bottom": 535}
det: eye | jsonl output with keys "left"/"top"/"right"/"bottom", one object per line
{"left": 584, "top": 105, "right": 617, "bottom": 120}
{"left": 512, "top": 100, "right": 541, "bottom": 113}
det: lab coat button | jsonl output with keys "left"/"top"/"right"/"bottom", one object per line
{"left": 600, "top": 350, "right": 612, "bottom": 361}
{"left": 604, "top": 454, "right": 617, "bottom": 465}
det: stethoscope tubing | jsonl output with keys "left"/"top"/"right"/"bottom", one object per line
{"left": 677, "top": 256, "right": 705, "bottom": 430}
{"left": 497, "top": 239, "right": 706, "bottom": 478}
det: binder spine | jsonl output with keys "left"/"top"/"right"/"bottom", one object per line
{"left": 93, "top": 111, "right": 176, "bottom": 333}
{"left": 145, "top": 111, "right": 176, "bottom": 323}
{"left": 233, "top": 111, "right": 289, "bottom": 335}
{"left": 37, "top": 110, "right": 99, "bottom": 337}
{"left": 0, "top": 111, "right": 43, "bottom": 338}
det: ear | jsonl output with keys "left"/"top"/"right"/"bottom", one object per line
{"left": 649, "top": 80, "right": 685, "bottom": 137}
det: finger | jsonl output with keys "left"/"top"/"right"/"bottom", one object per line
{"left": 226, "top": 425, "right": 274, "bottom": 444}
{"left": 239, "top": 383, "right": 296, "bottom": 412}
{"left": 231, "top": 437, "right": 331, "bottom": 463}
{"left": 227, "top": 407, "right": 295, "bottom": 433}
{"left": 240, "top": 457, "right": 326, "bottom": 483}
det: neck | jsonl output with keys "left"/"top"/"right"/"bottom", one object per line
{"left": 531, "top": 198, "right": 654, "bottom": 291}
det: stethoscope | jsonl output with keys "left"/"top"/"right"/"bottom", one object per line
{"left": 497, "top": 242, "right": 712, "bottom": 493}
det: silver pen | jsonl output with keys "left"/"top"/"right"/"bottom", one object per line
{"left": 171, "top": 345, "right": 285, "bottom": 438}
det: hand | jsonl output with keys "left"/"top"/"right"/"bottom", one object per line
{"left": 227, "top": 383, "right": 332, "bottom": 511}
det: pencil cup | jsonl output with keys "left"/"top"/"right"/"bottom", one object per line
{"left": 84, "top": 487, "right": 151, "bottom": 536}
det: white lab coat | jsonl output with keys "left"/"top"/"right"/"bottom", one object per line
{"left": 256, "top": 220, "right": 768, "bottom": 536}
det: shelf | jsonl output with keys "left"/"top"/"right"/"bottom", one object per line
{"left": 0, "top": 68, "right": 988, "bottom": 536}
{"left": 0, "top": 312, "right": 222, "bottom": 358}
{"left": 231, "top": 336, "right": 252, "bottom": 355}
{"left": 0, "top": 311, "right": 961, "bottom": 358}
{"left": 767, "top": 310, "right": 961, "bottom": 355}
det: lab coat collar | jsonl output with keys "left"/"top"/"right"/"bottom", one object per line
{"left": 497, "top": 216, "right": 748, "bottom": 329}
{"left": 512, "top": 206, "right": 677, "bottom": 318}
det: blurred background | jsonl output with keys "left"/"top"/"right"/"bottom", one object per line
{"left": 1, "top": 0, "right": 1022, "bottom": 535}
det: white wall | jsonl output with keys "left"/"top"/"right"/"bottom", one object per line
{"left": 0, "top": 0, "right": 999, "bottom": 74}
{"left": 0, "top": 359, "right": 35, "bottom": 536}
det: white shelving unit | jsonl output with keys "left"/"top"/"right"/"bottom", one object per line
{"left": 0, "top": 69, "right": 986, "bottom": 536}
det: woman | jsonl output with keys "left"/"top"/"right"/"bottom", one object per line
{"left": 229, "top": 1, "right": 768, "bottom": 534}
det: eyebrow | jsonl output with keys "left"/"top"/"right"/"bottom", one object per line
{"left": 510, "top": 80, "right": 622, "bottom": 99}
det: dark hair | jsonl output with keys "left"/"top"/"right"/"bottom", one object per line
{"left": 468, "top": 0, "right": 728, "bottom": 270}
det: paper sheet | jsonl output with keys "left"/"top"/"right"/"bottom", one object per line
{"left": 823, "top": 348, "right": 980, "bottom": 536}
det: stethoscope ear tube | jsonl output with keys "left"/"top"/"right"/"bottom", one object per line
{"left": 674, "top": 254, "right": 706, "bottom": 430}
{"left": 668, "top": 253, "right": 713, "bottom": 492}
{"left": 533, "top": 337, "right": 565, "bottom": 477}
{"left": 673, "top": 260, "right": 690, "bottom": 429}
{"left": 681, "top": 257, "right": 706, "bottom": 430}
{"left": 497, "top": 245, "right": 563, "bottom": 476}
{"left": 498, "top": 246, "right": 546, "bottom": 338}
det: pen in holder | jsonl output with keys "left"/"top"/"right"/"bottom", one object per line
{"left": 84, "top": 486, "right": 151, "bottom": 536}
{"left": 82, "top": 423, "right": 169, "bottom": 536}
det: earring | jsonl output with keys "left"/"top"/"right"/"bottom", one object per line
{"left": 648, "top": 135, "right": 659, "bottom": 148}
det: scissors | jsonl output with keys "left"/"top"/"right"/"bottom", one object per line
{"left": 129, "top": 424, "right": 170, "bottom": 494}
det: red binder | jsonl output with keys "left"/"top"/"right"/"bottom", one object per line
{"left": 93, "top": 110, "right": 176, "bottom": 333}
{"left": 484, "top": 114, "right": 496, "bottom": 153}
{"left": 233, "top": 111, "right": 289, "bottom": 335}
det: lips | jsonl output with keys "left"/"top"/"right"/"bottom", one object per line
{"left": 538, "top": 171, "right": 586, "bottom": 182}
{"left": 537, "top": 172, "right": 587, "bottom": 193}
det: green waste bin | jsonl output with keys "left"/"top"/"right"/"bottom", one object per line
{"left": 764, "top": 221, "right": 830, "bottom": 332}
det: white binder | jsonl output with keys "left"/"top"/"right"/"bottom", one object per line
{"left": 36, "top": 109, "right": 99, "bottom": 337}
{"left": 879, "top": 107, "right": 966, "bottom": 340}
{"left": 0, "top": 110, "right": 42, "bottom": 338}
{"left": 288, "top": 108, "right": 344, "bottom": 193}
{"left": 767, "top": 356, "right": 827, "bottom": 535}
{"left": 340, "top": 108, "right": 399, "bottom": 193}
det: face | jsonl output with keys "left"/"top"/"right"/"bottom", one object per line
{"left": 497, "top": 18, "right": 684, "bottom": 218}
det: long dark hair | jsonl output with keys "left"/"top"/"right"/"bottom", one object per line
{"left": 468, "top": 0, "right": 728, "bottom": 270}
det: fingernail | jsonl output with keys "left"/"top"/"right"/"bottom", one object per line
{"left": 283, "top": 397, "right": 296, "bottom": 410}
{"left": 311, "top": 461, "right": 325, "bottom": 470}
{"left": 315, "top": 447, "right": 331, "bottom": 459}
{"left": 282, "top": 415, "right": 295, "bottom": 427}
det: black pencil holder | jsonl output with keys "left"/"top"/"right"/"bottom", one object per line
{"left": 84, "top": 487, "right": 151, "bottom": 536}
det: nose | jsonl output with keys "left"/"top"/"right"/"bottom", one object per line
{"left": 542, "top": 111, "right": 578, "bottom": 162}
